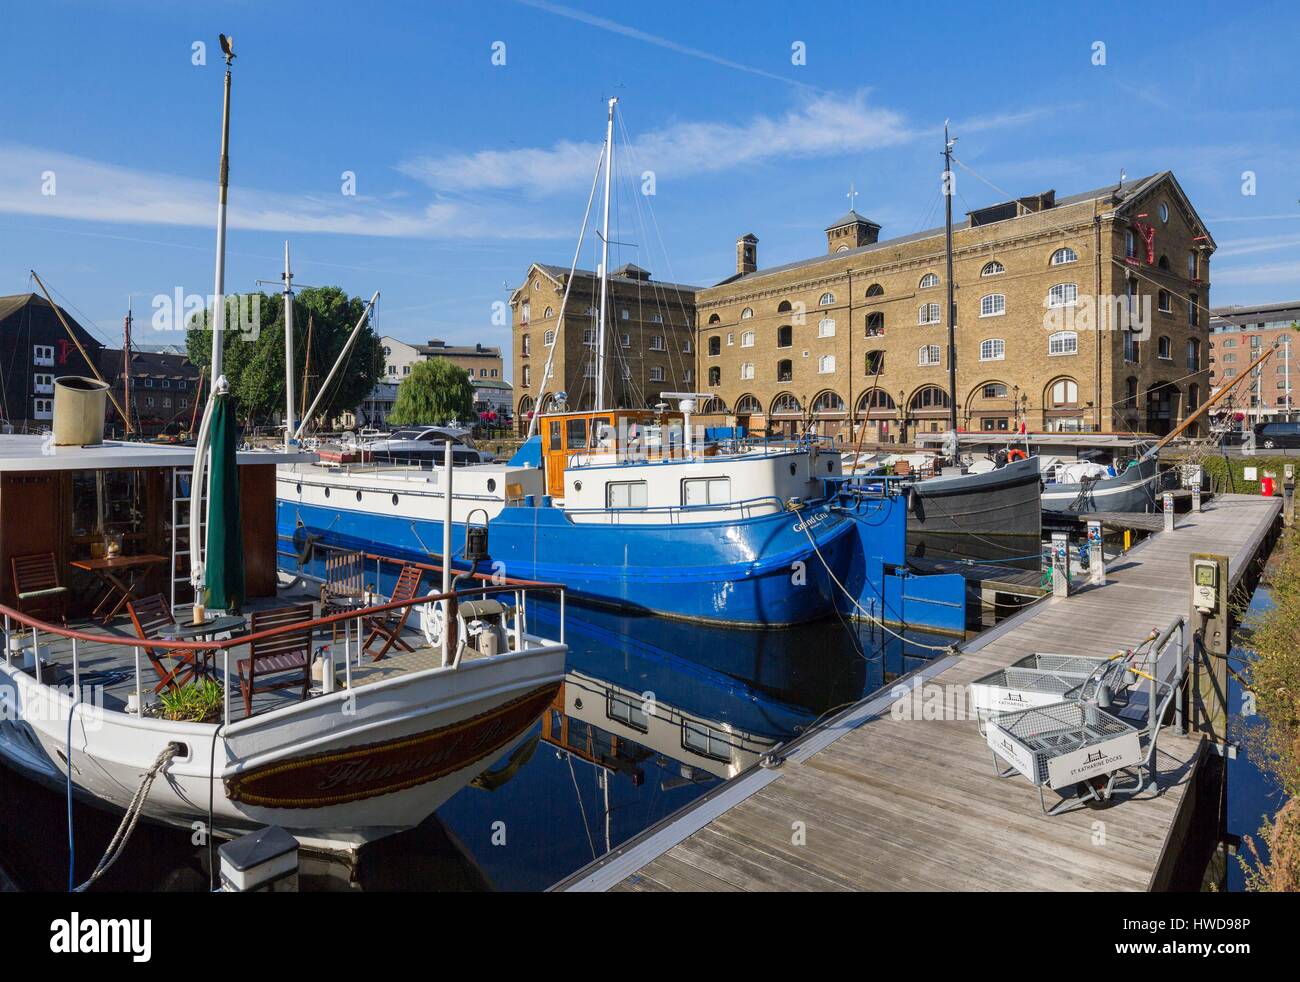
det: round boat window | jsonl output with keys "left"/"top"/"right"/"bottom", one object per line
{"left": 324, "top": 487, "right": 330, "bottom": 498}
{"left": 789, "top": 463, "right": 796, "bottom": 476}
{"left": 827, "top": 460, "right": 834, "bottom": 472}
{"left": 296, "top": 482, "right": 302, "bottom": 494}
{"left": 356, "top": 490, "right": 363, "bottom": 502}
{"left": 573, "top": 480, "right": 583, "bottom": 492}
{"left": 392, "top": 494, "right": 399, "bottom": 506}
{"left": 487, "top": 478, "right": 497, "bottom": 493}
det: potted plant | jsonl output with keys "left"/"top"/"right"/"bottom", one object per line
{"left": 156, "top": 678, "right": 224, "bottom": 723}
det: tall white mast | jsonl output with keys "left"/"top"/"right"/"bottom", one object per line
{"left": 282, "top": 240, "right": 297, "bottom": 450}
{"left": 595, "top": 97, "right": 617, "bottom": 412}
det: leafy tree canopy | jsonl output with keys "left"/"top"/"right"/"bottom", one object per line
{"left": 186, "top": 286, "right": 383, "bottom": 428}
{"left": 387, "top": 357, "right": 475, "bottom": 426}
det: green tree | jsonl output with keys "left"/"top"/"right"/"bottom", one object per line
{"left": 388, "top": 357, "right": 475, "bottom": 426}
{"left": 186, "top": 287, "right": 383, "bottom": 428}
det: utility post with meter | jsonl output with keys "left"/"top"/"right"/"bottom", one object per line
{"left": 1189, "top": 553, "right": 1231, "bottom": 743}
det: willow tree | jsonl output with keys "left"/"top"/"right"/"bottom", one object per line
{"left": 387, "top": 357, "right": 475, "bottom": 426}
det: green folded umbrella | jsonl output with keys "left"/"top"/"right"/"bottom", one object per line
{"left": 204, "top": 391, "right": 245, "bottom": 612}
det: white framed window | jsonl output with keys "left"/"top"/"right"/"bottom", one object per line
{"left": 620, "top": 333, "right": 631, "bottom": 348}
{"left": 1125, "top": 229, "right": 1137, "bottom": 258}
{"left": 818, "top": 292, "right": 835, "bottom": 306}
{"left": 649, "top": 366, "right": 665, "bottom": 382}
{"left": 650, "top": 335, "right": 665, "bottom": 351}
{"left": 33, "top": 344, "right": 54, "bottom": 367}
{"left": 521, "top": 336, "right": 531, "bottom": 355}
{"left": 682, "top": 477, "right": 731, "bottom": 507}
{"left": 1050, "top": 246, "right": 1078, "bottom": 266}
{"left": 818, "top": 354, "right": 836, "bottom": 374}
{"left": 620, "top": 308, "right": 630, "bottom": 320}
{"left": 1051, "top": 379, "right": 1079, "bottom": 406}
{"left": 1158, "top": 336, "right": 1172, "bottom": 360}
{"left": 740, "top": 307, "right": 754, "bottom": 319}
{"left": 979, "top": 339, "right": 1005, "bottom": 361}
{"left": 980, "top": 294, "right": 1006, "bottom": 317}
{"left": 919, "top": 273, "right": 939, "bottom": 289}
{"left": 582, "top": 329, "right": 596, "bottom": 347}
{"left": 739, "top": 362, "right": 755, "bottom": 380}
{"left": 1048, "top": 283, "right": 1078, "bottom": 307}
{"left": 817, "top": 318, "right": 835, "bottom": 338}
{"left": 607, "top": 691, "right": 648, "bottom": 731}
{"left": 650, "top": 312, "right": 663, "bottom": 323}
{"left": 544, "top": 329, "right": 555, "bottom": 346}
{"left": 520, "top": 302, "right": 530, "bottom": 323}
{"left": 1048, "top": 331, "right": 1078, "bottom": 355}
{"left": 918, "top": 303, "right": 940, "bottom": 325}
{"left": 522, "top": 365, "right": 531, "bottom": 386}
{"left": 163, "top": 398, "right": 172, "bottom": 408}
{"left": 980, "top": 260, "right": 1005, "bottom": 277}
{"left": 683, "top": 368, "right": 692, "bottom": 383}
{"left": 726, "top": 333, "right": 734, "bottom": 346}
{"left": 33, "top": 397, "right": 53, "bottom": 419}
{"left": 740, "top": 331, "right": 755, "bottom": 347}
{"left": 33, "top": 373, "right": 54, "bottom": 394}
{"left": 606, "top": 481, "right": 648, "bottom": 509}
{"left": 918, "top": 344, "right": 940, "bottom": 366}
{"left": 681, "top": 338, "right": 692, "bottom": 353}
{"left": 583, "top": 363, "right": 598, "bottom": 378}
{"left": 403, "top": 365, "right": 411, "bottom": 375}
{"left": 1158, "top": 289, "right": 1172, "bottom": 313}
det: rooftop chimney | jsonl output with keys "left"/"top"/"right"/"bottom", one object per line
{"left": 736, "top": 233, "right": 758, "bottom": 275}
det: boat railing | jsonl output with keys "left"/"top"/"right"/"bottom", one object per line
{"left": 561, "top": 494, "right": 788, "bottom": 524}
{"left": 0, "top": 576, "right": 566, "bottom": 728}
{"left": 825, "top": 474, "right": 911, "bottom": 499}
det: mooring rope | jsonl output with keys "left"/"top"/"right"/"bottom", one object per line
{"left": 72, "top": 743, "right": 179, "bottom": 893}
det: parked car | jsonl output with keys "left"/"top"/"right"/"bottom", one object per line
{"left": 1253, "top": 420, "right": 1300, "bottom": 449}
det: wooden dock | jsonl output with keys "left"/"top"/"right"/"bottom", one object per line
{"left": 554, "top": 494, "right": 1281, "bottom": 893}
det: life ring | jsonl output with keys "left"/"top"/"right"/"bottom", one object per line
{"left": 1007, "top": 449, "right": 1027, "bottom": 462}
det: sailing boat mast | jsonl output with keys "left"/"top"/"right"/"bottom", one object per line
{"left": 942, "top": 122, "right": 959, "bottom": 444}
{"left": 282, "top": 241, "right": 296, "bottom": 450}
{"left": 595, "top": 97, "right": 617, "bottom": 412}
{"left": 123, "top": 298, "right": 133, "bottom": 436}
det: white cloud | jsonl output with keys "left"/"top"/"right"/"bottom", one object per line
{"left": 1213, "top": 259, "right": 1300, "bottom": 286}
{"left": 400, "top": 90, "right": 913, "bottom": 194}
{"left": 1215, "top": 232, "right": 1300, "bottom": 259}
{"left": 0, "top": 144, "right": 562, "bottom": 240}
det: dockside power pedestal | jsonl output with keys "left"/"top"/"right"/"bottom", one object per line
{"left": 1189, "top": 553, "right": 1230, "bottom": 741}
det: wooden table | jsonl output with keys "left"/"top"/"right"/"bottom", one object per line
{"left": 157, "top": 614, "right": 249, "bottom": 687}
{"left": 69, "top": 554, "right": 168, "bottom": 623}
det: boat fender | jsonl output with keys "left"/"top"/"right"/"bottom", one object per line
{"left": 291, "top": 525, "right": 320, "bottom": 566}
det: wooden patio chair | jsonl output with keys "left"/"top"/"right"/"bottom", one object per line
{"left": 11, "top": 552, "right": 69, "bottom": 625}
{"left": 237, "top": 602, "right": 315, "bottom": 717}
{"left": 127, "top": 593, "right": 201, "bottom": 694}
{"left": 362, "top": 564, "right": 424, "bottom": 661}
{"left": 321, "top": 548, "right": 366, "bottom": 642}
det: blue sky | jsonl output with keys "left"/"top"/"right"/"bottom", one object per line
{"left": 2, "top": 0, "right": 1296, "bottom": 368}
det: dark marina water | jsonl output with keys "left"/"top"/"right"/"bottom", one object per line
{"left": 0, "top": 602, "right": 945, "bottom": 891}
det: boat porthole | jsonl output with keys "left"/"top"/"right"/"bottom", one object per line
{"left": 296, "top": 482, "right": 302, "bottom": 494}
{"left": 789, "top": 464, "right": 796, "bottom": 476}
{"left": 392, "top": 494, "right": 399, "bottom": 506}
{"left": 487, "top": 478, "right": 496, "bottom": 493}
{"left": 324, "top": 487, "right": 330, "bottom": 498}
{"left": 356, "top": 490, "right": 363, "bottom": 502}
{"left": 827, "top": 461, "right": 834, "bottom": 472}
{"left": 574, "top": 697, "right": 583, "bottom": 710}
{"left": 573, "top": 480, "right": 582, "bottom": 492}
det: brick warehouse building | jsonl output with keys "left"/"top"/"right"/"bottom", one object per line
{"left": 694, "top": 172, "right": 1214, "bottom": 442}
{"left": 1207, "top": 300, "right": 1300, "bottom": 423}
{"left": 510, "top": 262, "right": 697, "bottom": 430}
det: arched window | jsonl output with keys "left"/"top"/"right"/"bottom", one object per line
{"left": 864, "top": 350, "right": 885, "bottom": 375}
{"left": 981, "top": 260, "right": 1005, "bottom": 277}
{"left": 1048, "top": 331, "right": 1078, "bottom": 355}
{"left": 857, "top": 388, "right": 896, "bottom": 414}
{"left": 544, "top": 329, "right": 556, "bottom": 346}
{"left": 707, "top": 336, "right": 721, "bottom": 356}
{"left": 980, "top": 294, "right": 1006, "bottom": 317}
{"left": 979, "top": 339, "right": 1005, "bottom": 361}
{"left": 740, "top": 330, "right": 755, "bottom": 347}
{"left": 771, "top": 393, "right": 801, "bottom": 415}
{"left": 1050, "top": 378, "right": 1079, "bottom": 406}
{"left": 700, "top": 397, "right": 726, "bottom": 414}
{"left": 918, "top": 344, "right": 941, "bottom": 366}
{"left": 777, "top": 300, "right": 793, "bottom": 313}
{"left": 740, "top": 307, "right": 754, "bottom": 319}
{"left": 919, "top": 303, "right": 941, "bottom": 324}
{"left": 980, "top": 382, "right": 1008, "bottom": 399}
{"left": 708, "top": 313, "right": 721, "bottom": 324}
{"left": 819, "top": 292, "right": 835, "bottom": 306}
{"left": 543, "top": 306, "right": 554, "bottom": 318}
{"left": 707, "top": 366, "right": 721, "bottom": 386}
{"left": 735, "top": 394, "right": 762, "bottom": 413}
{"left": 739, "top": 362, "right": 755, "bottom": 380}
{"left": 1158, "top": 254, "right": 1170, "bottom": 270}
{"left": 865, "top": 311, "right": 885, "bottom": 337}
{"left": 1047, "top": 283, "right": 1078, "bottom": 307}
{"left": 776, "top": 359, "right": 793, "bottom": 382}
{"left": 919, "top": 273, "right": 939, "bottom": 289}
{"left": 1050, "top": 246, "right": 1078, "bottom": 265}
{"left": 909, "top": 386, "right": 950, "bottom": 411}
{"left": 812, "top": 391, "right": 845, "bottom": 414}
{"left": 776, "top": 325, "right": 793, "bottom": 348}
{"left": 865, "top": 283, "right": 884, "bottom": 297}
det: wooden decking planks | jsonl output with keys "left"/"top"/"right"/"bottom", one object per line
{"left": 560, "top": 494, "right": 1281, "bottom": 893}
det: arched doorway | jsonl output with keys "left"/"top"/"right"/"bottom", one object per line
{"left": 810, "top": 390, "right": 847, "bottom": 441}
{"left": 907, "top": 385, "right": 951, "bottom": 439}
{"left": 854, "top": 387, "right": 897, "bottom": 444}
{"left": 769, "top": 392, "right": 802, "bottom": 438}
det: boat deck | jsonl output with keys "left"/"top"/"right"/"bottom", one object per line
{"left": 553, "top": 493, "right": 1281, "bottom": 892}
{"left": 9, "top": 586, "right": 467, "bottom": 724}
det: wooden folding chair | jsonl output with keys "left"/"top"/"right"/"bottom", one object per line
{"left": 321, "top": 548, "right": 366, "bottom": 642}
{"left": 362, "top": 564, "right": 424, "bottom": 661}
{"left": 237, "top": 602, "right": 315, "bottom": 717}
{"left": 11, "top": 552, "right": 69, "bottom": 625}
{"left": 128, "top": 594, "right": 199, "bottom": 694}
